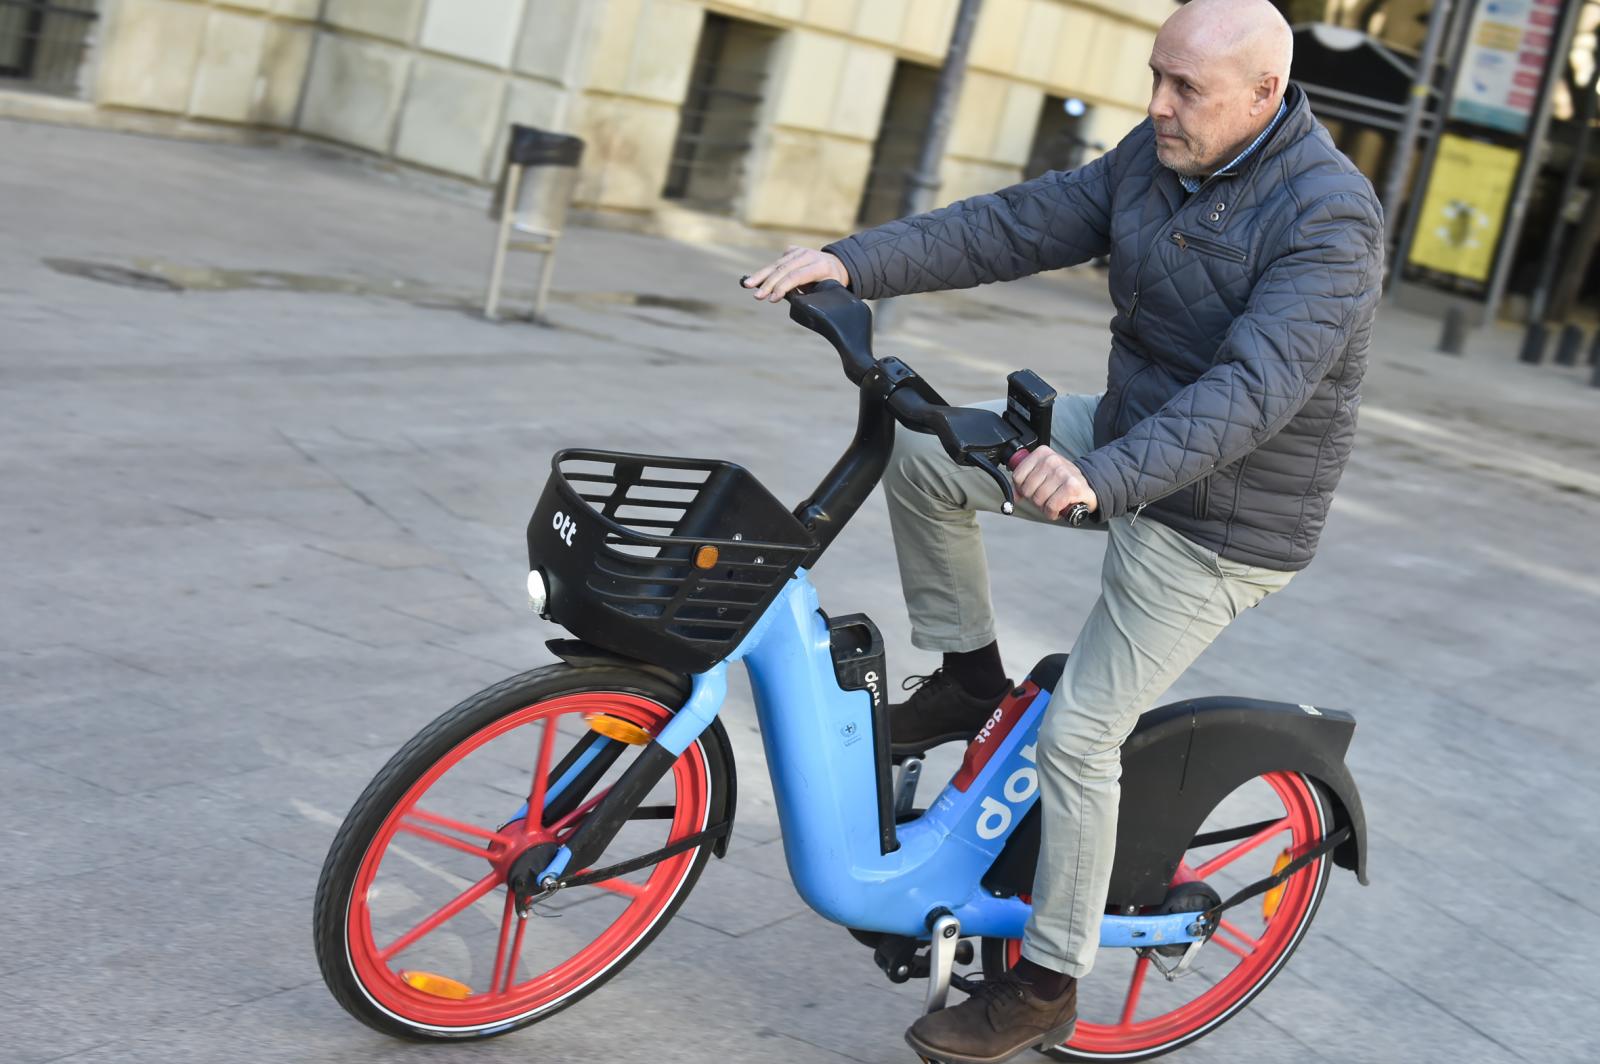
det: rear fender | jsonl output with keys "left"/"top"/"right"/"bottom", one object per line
{"left": 545, "top": 638, "right": 737, "bottom": 857}
{"left": 983, "top": 695, "right": 1367, "bottom": 907}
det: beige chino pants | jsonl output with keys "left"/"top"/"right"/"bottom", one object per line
{"left": 881, "top": 394, "right": 1294, "bottom": 976}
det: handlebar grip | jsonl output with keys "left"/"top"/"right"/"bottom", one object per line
{"left": 1007, "top": 448, "right": 1092, "bottom": 527}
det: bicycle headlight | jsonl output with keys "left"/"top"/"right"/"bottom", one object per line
{"left": 526, "top": 569, "right": 548, "bottom": 617}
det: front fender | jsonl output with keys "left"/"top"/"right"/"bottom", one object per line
{"left": 546, "top": 638, "right": 738, "bottom": 858}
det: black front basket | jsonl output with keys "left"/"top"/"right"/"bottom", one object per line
{"left": 528, "top": 449, "right": 817, "bottom": 673}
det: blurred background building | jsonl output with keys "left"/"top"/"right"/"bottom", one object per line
{"left": 0, "top": 0, "right": 1165, "bottom": 239}
{"left": 1, "top": 0, "right": 1596, "bottom": 325}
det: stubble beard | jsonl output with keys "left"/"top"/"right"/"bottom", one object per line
{"left": 1156, "top": 135, "right": 1207, "bottom": 178}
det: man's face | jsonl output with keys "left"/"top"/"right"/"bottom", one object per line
{"left": 1147, "top": 30, "right": 1267, "bottom": 177}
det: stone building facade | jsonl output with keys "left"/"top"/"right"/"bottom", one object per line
{"left": 20, "top": 0, "right": 1176, "bottom": 239}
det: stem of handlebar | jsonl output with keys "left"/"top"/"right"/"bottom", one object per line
{"left": 1007, "top": 448, "right": 1092, "bottom": 527}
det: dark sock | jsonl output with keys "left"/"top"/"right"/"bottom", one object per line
{"left": 1014, "top": 957, "right": 1075, "bottom": 1000}
{"left": 943, "top": 642, "right": 1007, "bottom": 697}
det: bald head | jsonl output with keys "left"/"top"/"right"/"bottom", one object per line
{"left": 1148, "top": 0, "right": 1294, "bottom": 176}
{"left": 1165, "top": 0, "right": 1293, "bottom": 97}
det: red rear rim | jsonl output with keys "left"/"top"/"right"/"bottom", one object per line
{"left": 1006, "top": 771, "right": 1325, "bottom": 1058}
{"left": 344, "top": 692, "right": 710, "bottom": 1031}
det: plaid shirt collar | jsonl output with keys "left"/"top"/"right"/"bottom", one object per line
{"left": 1176, "top": 100, "right": 1287, "bottom": 193}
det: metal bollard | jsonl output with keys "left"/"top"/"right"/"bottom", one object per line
{"left": 1517, "top": 320, "right": 1547, "bottom": 364}
{"left": 1553, "top": 323, "right": 1585, "bottom": 367}
{"left": 1589, "top": 327, "right": 1600, "bottom": 367}
{"left": 1592, "top": 355, "right": 1600, "bottom": 389}
{"left": 1437, "top": 304, "right": 1467, "bottom": 355}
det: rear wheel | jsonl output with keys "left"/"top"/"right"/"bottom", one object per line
{"left": 982, "top": 771, "right": 1332, "bottom": 1061}
{"left": 313, "top": 664, "right": 730, "bottom": 1040}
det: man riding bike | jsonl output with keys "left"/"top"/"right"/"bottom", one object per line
{"left": 743, "top": 0, "right": 1383, "bottom": 1060}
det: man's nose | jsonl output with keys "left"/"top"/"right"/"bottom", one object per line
{"left": 1149, "top": 86, "right": 1174, "bottom": 121}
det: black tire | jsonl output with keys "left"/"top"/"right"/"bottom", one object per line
{"left": 312, "top": 663, "right": 732, "bottom": 1041}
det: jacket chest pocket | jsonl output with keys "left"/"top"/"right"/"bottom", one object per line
{"left": 1171, "top": 230, "right": 1247, "bottom": 263}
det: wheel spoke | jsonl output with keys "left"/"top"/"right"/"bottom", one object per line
{"left": 1192, "top": 817, "right": 1290, "bottom": 879}
{"left": 1209, "top": 932, "right": 1250, "bottom": 959}
{"left": 502, "top": 911, "right": 530, "bottom": 994}
{"left": 487, "top": 891, "right": 519, "bottom": 998}
{"left": 526, "top": 718, "right": 561, "bottom": 824}
{"left": 1119, "top": 953, "right": 1151, "bottom": 1026}
{"left": 405, "top": 807, "right": 518, "bottom": 847}
{"left": 379, "top": 870, "right": 501, "bottom": 961}
{"left": 397, "top": 820, "right": 508, "bottom": 860}
{"left": 1215, "top": 919, "right": 1261, "bottom": 954}
{"left": 591, "top": 876, "right": 647, "bottom": 899}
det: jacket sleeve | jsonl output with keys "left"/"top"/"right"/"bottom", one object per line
{"left": 1074, "top": 191, "right": 1384, "bottom": 519}
{"left": 822, "top": 135, "right": 1127, "bottom": 301}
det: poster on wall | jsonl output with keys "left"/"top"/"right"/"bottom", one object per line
{"left": 1406, "top": 134, "right": 1523, "bottom": 282}
{"left": 1450, "top": 0, "right": 1564, "bottom": 134}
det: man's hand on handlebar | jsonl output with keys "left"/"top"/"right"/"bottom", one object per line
{"left": 1011, "top": 445, "right": 1099, "bottom": 522}
{"left": 743, "top": 246, "right": 850, "bottom": 303}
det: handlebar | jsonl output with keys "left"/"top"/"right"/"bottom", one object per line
{"left": 764, "top": 277, "right": 1093, "bottom": 526}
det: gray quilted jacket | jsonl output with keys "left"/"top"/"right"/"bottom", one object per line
{"left": 825, "top": 85, "right": 1383, "bottom": 571}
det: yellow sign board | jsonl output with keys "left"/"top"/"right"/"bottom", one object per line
{"left": 1407, "top": 135, "right": 1522, "bottom": 283}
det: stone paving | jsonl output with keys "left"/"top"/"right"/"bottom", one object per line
{"left": 2, "top": 118, "right": 1598, "bottom": 1064}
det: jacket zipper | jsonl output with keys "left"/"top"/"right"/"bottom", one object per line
{"left": 1128, "top": 197, "right": 1187, "bottom": 323}
{"left": 1129, "top": 168, "right": 1239, "bottom": 322}
{"left": 1172, "top": 230, "right": 1247, "bottom": 262}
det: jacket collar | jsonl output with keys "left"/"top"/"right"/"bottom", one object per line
{"left": 1243, "top": 82, "right": 1312, "bottom": 172}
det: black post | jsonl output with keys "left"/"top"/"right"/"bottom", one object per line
{"left": 1553, "top": 323, "right": 1586, "bottom": 366}
{"left": 876, "top": 0, "right": 984, "bottom": 333}
{"left": 898, "top": 0, "right": 985, "bottom": 222}
{"left": 1519, "top": 321, "right": 1549, "bottom": 364}
{"left": 1438, "top": 303, "right": 1468, "bottom": 355}
{"left": 1589, "top": 327, "right": 1600, "bottom": 366}
{"left": 1519, "top": 45, "right": 1600, "bottom": 354}
{"left": 1381, "top": 0, "right": 1454, "bottom": 252}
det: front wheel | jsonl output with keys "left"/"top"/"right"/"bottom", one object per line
{"left": 313, "top": 664, "right": 731, "bottom": 1040}
{"left": 983, "top": 771, "right": 1332, "bottom": 1061}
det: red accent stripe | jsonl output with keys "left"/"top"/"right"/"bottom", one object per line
{"left": 951, "top": 682, "right": 1038, "bottom": 792}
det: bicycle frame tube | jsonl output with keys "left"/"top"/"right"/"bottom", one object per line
{"left": 537, "top": 571, "right": 1204, "bottom": 948}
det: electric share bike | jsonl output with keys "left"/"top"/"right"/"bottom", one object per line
{"left": 313, "top": 280, "right": 1368, "bottom": 1061}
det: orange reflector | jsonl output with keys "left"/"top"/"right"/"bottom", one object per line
{"left": 1261, "top": 849, "right": 1292, "bottom": 919}
{"left": 587, "top": 713, "right": 652, "bottom": 745}
{"left": 694, "top": 545, "right": 719, "bottom": 569}
{"left": 400, "top": 970, "right": 473, "bottom": 1000}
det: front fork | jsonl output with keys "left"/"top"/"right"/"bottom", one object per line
{"left": 514, "top": 666, "right": 729, "bottom": 908}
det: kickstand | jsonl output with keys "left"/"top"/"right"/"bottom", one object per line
{"left": 922, "top": 911, "right": 962, "bottom": 1014}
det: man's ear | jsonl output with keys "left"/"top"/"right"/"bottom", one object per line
{"left": 1253, "top": 74, "right": 1280, "bottom": 113}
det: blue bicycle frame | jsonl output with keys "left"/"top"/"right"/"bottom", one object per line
{"left": 535, "top": 569, "right": 1203, "bottom": 951}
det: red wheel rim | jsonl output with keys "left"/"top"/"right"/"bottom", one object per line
{"left": 1007, "top": 772, "right": 1325, "bottom": 1057}
{"left": 344, "top": 692, "right": 710, "bottom": 1031}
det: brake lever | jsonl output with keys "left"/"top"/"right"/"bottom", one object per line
{"left": 968, "top": 452, "right": 1017, "bottom": 515}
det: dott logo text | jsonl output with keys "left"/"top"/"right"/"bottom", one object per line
{"left": 975, "top": 742, "right": 1038, "bottom": 840}
{"left": 552, "top": 511, "right": 577, "bottom": 547}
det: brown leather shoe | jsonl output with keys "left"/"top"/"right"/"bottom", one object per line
{"left": 889, "top": 669, "right": 1010, "bottom": 756}
{"left": 904, "top": 971, "right": 1077, "bottom": 1064}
